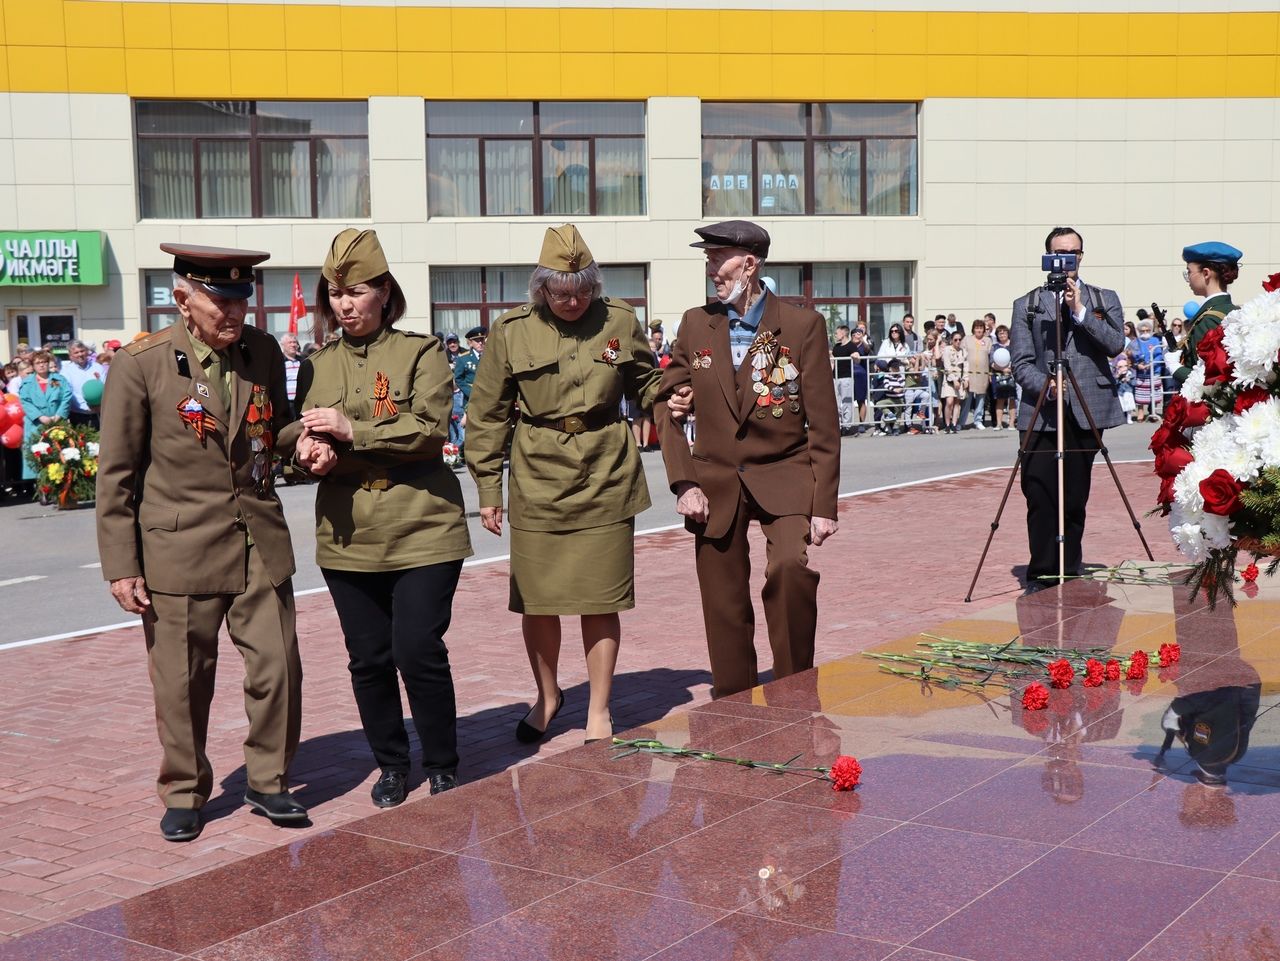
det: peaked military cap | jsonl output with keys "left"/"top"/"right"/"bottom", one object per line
{"left": 691, "top": 220, "right": 771, "bottom": 258}
{"left": 1182, "top": 241, "right": 1243, "bottom": 265}
{"left": 465, "top": 326, "right": 487, "bottom": 340}
{"left": 538, "top": 224, "right": 594, "bottom": 273}
{"left": 160, "top": 243, "right": 269, "bottom": 299}
{"left": 322, "top": 228, "right": 389, "bottom": 287}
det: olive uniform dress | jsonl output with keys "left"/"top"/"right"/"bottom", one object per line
{"left": 289, "top": 229, "right": 472, "bottom": 788}
{"left": 464, "top": 228, "right": 662, "bottom": 614}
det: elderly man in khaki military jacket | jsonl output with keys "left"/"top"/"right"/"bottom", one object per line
{"left": 96, "top": 244, "right": 306, "bottom": 842}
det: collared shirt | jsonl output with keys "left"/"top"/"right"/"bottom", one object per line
{"left": 59, "top": 359, "right": 105, "bottom": 413}
{"left": 728, "top": 289, "right": 770, "bottom": 369}
{"left": 185, "top": 325, "right": 231, "bottom": 409}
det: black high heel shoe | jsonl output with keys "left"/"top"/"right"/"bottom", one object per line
{"left": 584, "top": 714, "right": 615, "bottom": 745}
{"left": 516, "top": 689, "right": 564, "bottom": 744}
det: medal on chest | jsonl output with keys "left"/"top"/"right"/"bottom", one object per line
{"left": 748, "top": 331, "right": 777, "bottom": 373}
{"left": 246, "top": 385, "right": 275, "bottom": 491}
{"left": 372, "top": 371, "right": 399, "bottom": 418}
{"left": 176, "top": 396, "right": 216, "bottom": 446}
{"left": 601, "top": 338, "right": 621, "bottom": 366}
{"left": 693, "top": 348, "right": 712, "bottom": 370}
{"left": 749, "top": 337, "right": 803, "bottom": 420}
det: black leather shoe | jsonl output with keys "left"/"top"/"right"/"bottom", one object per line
{"left": 160, "top": 808, "right": 202, "bottom": 842}
{"left": 244, "top": 788, "right": 309, "bottom": 823}
{"left": 1022, "top": 580, "right": 1051, "bottom": 596}
{"left": 428, "top": 772, "right": 458, "bottom": 796}
{"left": 371, "top": 771, "right": 408, "bottom": 808}
{"left": 516, "top": 689, "right": 564, "bottom": 744}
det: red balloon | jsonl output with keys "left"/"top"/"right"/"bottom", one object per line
{"left": 0, "top": 405, "right": 10, "bottom": 433}
{"left": 1, "top": 424, "right": 22, "bottom": 449}
{"left": 4, "top": 402, "right": 20, "bottom": 421}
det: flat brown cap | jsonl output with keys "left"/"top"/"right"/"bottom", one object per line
{"left": 538, "top": 224, "right": 594, "bottom": 273}
{"left": 160, "top": 243, "right": 270, "bottom": 298}
{"left": 322, "top": 228, "right": 389, "bottom": 287}
{"left": 690, "top": 220, "right": 770, "bottom": 258}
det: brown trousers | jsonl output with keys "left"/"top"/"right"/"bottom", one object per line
{"left": 693, "top": 489, "right": 818, "bottom": 698}
{"left": 144, "top": 545, "right": 302, "bottom": 809}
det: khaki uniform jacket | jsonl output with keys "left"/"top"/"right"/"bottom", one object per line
{"left": 96, "top": 323, "right": 297, "bottom": 595}
{"left": 465, "top": 298, "right": 662, "bottom": 532}
{"left": 288, "top": 326, "right": 472, "bottom": 572}
{"left": 655, "top": 295, "right": 841, "bottom": 541}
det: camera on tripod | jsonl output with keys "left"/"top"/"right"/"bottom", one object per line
{"left": 1041, "top": 252, "right": 1078, "bottom": 292}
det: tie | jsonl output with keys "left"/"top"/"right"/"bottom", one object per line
{"left": 210, "top": 350, "right": 231, "bottom": 410}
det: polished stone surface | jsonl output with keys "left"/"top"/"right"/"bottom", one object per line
{"left": 3, "top": 572, "right": 1278, "bottom": 960}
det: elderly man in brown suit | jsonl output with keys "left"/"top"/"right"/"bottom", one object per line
{"left": 656, "top": 221, "right": 840, "bottom": 698}
{"left": 96, "top": 244, "right": 311, "bottom": 841}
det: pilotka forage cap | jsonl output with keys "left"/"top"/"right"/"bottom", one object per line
{"left": 160, "top": 243, "right": 270, "bottom": 299}
{"left": 322, "top": 228, "right": 389, "bottom": 287}
{"left": 538, "top": 224, "right": 594, "bottom": 273}
{"left": 691, "top": 220, "right": 770, "bottom": 258}
{"left": 1182, "top": 241, "right": 1243, "bottom": 265}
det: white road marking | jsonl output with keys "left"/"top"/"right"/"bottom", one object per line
{"left": 3, "top": 459, "right": 1155, "bottom": 653}
{"left": 0, "top": 576, "right": 46, "bottom": 588}
{"left": 80, "top": 562, "right": 102, "bottom": 569}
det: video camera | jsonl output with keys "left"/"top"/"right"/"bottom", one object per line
{"left": 1041, "top": 253, "right": 1078, "bottom": 293}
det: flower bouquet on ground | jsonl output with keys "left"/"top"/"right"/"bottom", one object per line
{"left": 865, "top": 635, "right": 1180, "bottom": 709}
{"left": 610, "top": 738, "right": 862, "bottom": 791}
{"left": 25, "top": 420, "right": 99, "bottom": 509}
{"left": 442, "top": 441, "right": 462, "bottom": 468}
{"left": 1151, "top": 272, "right": 1280, "bottom": 607}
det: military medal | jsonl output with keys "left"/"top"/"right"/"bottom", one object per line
{"left": 196, "top": 382, "right": 210, "bottom": 398}
{"left": 246, "top": 385, "right": 275, "bottom": 492}
{"left": 770, "top": 385, "right": 784, "bottom": 401}
{"left": 753, "top": 382, "right": 768, "bottom": 395}
{"left": 601, "top": 338, "right": 621, "bottom": 366}
{"left": 789, "top": 401, "right": 801, "bottom": 413}
{"left": 176, "top": 396, "right": 215, "bottom": 447}
{"left": 755, "top": 408, "right": 767, "bottom": 419}
{"left": 751, "top": 370, "right": 763, "bottom": 382}
{"left": 769, "top": 365, "right": 787, "bottom": 385}
{"left": 786, "top": 382, "right": 800, "bottom": 396}
{"left": 771, "top": 406, "right": 784, "bottom": 418}
{"left": 778, "top": 346, "right": 799, "bottom": 381}
{"left": 748, "top": 331, "right": 777, "bottom": 373}
{"left": 693, "top": 348, "right": 712, "bottom": 369}
{"left": 372, "top": 371, "right": 399, "bottom": 418}
{"left": 755, "top": 393, "right": 771, "bottom": 407}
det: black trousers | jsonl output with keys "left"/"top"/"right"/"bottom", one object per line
{"left": 1019, "top": 419, "right": 1102, "bottom": 582}
{"left": 323, "top": 561, "right": 463, "bottom": 775}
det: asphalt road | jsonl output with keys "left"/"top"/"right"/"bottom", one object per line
{"left": 0, "top": 424, "right": 1159, "bottom": 646}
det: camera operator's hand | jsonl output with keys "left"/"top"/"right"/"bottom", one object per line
{"left": 1064, "top": 277, "right": 1082, "bottom": 317}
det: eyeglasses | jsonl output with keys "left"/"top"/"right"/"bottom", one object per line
{"left": 1051, "top": 249, "right": 1082, "bottom": 256}
{"left": 547, "top": 289, "right": 592, "bottom": 306}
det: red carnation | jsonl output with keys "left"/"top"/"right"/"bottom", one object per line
{"left": 1154, "top": 443, "right": 1193, "bottom": 479}
{"left": 1197, "top": 326, "right": 1234, "bottom": 385}
{"left": 1047, "top": 658, "right": 1075, "bottom": 689}
{"left": 1126, "top": 650, "right": 1149, "bottom": 680}
{"left": 1083, "top": 658, "right": 1105, "bottom": 688}
{"left": 1242, "top": 562, "right": 1260, "bottom": 583}
{"left": 1234, "top": 387, "right": 1271, "bottom": 416}
{"left": 1022, "top": 681, "right": 1050, "bottom": 711}
{"left": 828, "top": 755, "right": 862, "bottom": 791}
{"left": 1263, "top": 272, "right": 1280, "bottom": 293}
{"left": 1158, "top": 643, "right": 1181, "bottom": 667}
{"left": 1200, "top": 469, "right": 1245, "bottom": 516}
{"left": 1104, "top": 658, "right": 1122, "bottom": 681}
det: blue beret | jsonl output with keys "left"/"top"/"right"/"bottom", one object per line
{"left": 1182, "top": 241, "right": 1242, "bottom": 265}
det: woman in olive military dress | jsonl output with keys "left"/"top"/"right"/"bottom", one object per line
{"left": 1172, "top": 241, "right": 1243, "bottom": 386}
{"left": 465, "top": 225, "right": 662, "bottom": 744}
{"left": 293, "top": 228, "right": 473, "bottom": 806}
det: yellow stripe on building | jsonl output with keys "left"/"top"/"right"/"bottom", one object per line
{"left": 2, "top": 4, "right": 1278, "bottom": 99}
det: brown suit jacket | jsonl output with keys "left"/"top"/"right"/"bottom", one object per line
{"left": 96, "top": 323, "right": 297, "bottom": 595}
{"left": 655, "top": 295, "right": 840, "bottom": 540}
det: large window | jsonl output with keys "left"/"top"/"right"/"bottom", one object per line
{"left": 136, "top": 101, "right": 370, "bottom": 219}
{"left": 708, "top": 262, "right": 912, "bottom": 342}
{"left": 701, "top": 103, "right": 917, "bottom": 218}
{"left": 432, "top": 265, "right": 648, "bottom": 335}
{"left": 144, "top": 268, "right": 323, "bottom": 340}
{"left": 426, "top": 102, "right": 646, "bottom": 217}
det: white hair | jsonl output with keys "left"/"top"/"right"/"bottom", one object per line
{"left": 528, "top": 262, "right": 604, "bottom": 307}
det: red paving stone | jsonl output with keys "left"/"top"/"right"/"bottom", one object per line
{"left": 0, "top": 462, "right": 1180, "bottom": 943}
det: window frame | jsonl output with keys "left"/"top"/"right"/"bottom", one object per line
{"left": 134, "top": 100, "right": 370, "bottom": 220}
{"left": 700, "top": 102, "right": 919, "bottom": 217}
{"left": 425, "top": 102, "right": 647, "bottom": 218}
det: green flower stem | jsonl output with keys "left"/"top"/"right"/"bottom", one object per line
{"left": 609, "top": 738, "right": 837, "bottom": 781}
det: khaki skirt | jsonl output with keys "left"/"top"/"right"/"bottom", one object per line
{"left": 509, "top": 519, "right": 635, "bottom": 615}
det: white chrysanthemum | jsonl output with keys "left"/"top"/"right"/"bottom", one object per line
{"left": 1190, "top": 417, "right": 1236, "bottom": 470}
{"left": 1200, "top": 512, "right": 1233, "bottom": 549}
{"left": 1222, "top": 291, "right": 1280, "bottom": 387}
{"left": 1170, "top": 521, "right": 1209, "bottom": 562}
{"left": 60, "top": 447, "right": 81, "bottom": 462}
{"left": 1173, "top": 459, "right": 1212, "bottom": 513}
{"left": 1234, "top": 398, "right": 1280, "bottom": 469}
{"left": 1180, "top": 363, "right": 1207, "bottom": 402}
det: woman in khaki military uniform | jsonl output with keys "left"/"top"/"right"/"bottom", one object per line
{"left": 465, "top": 225, "right": 661, "bottom": 744}
{"left": 293, "top": 229, "right": 473, "bottom": 806}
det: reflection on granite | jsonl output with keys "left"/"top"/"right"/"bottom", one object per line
{"left": 3, "top": 577, "right": 1278, "bottom": 961}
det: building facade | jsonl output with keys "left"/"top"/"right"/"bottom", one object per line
{"left": 1, "top": 0, "right": 1278, "bottom": 353}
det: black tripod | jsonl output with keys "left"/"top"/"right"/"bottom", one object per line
{"left": 965, "top": 286, "right": 1154, "bottom": 602}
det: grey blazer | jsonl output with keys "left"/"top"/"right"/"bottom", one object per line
{"left": 1010, "top": 282, "right": 1126, "bottom": 432}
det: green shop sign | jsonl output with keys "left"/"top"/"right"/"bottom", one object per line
{"left": 0, "top": 231, "right": 104, "bottom": 286}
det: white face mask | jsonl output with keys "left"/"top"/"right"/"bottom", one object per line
{"left": 715, "top": 261, "right": 751, "bottom": 306}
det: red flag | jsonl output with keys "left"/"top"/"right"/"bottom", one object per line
{"left": 288, "top": 272, "right": 306, "bottom": 335}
